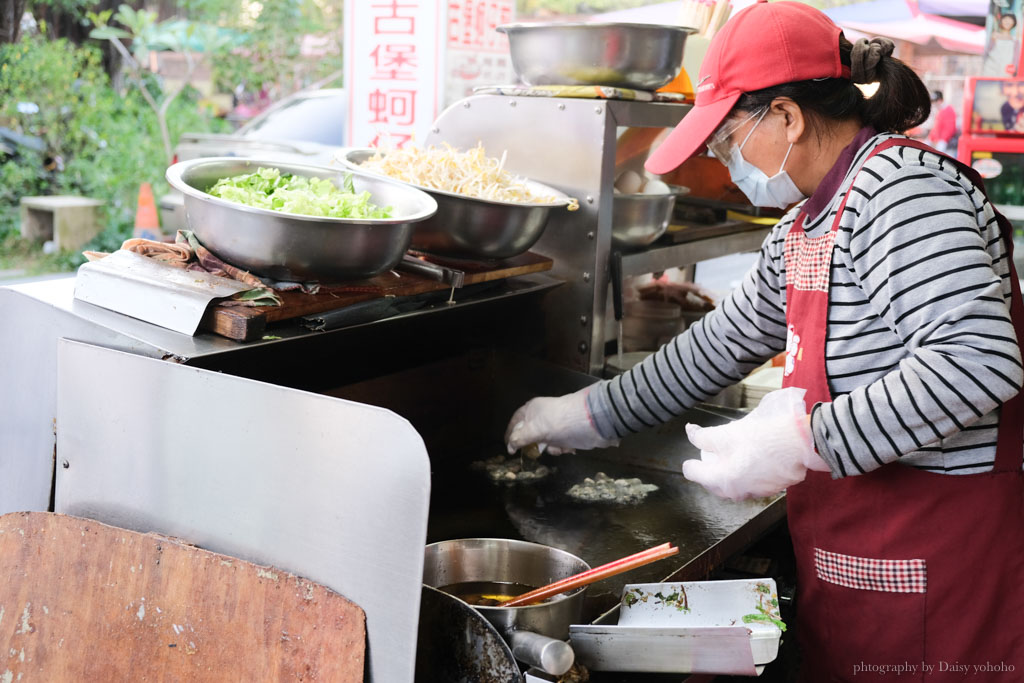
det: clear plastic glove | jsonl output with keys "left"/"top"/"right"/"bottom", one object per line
{"left": 505, "top": 386, "right": 620, "bottom": 456}
{"left": 682, "top": 387, "right": 830, "bottom": 500}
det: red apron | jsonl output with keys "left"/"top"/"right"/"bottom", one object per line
{"left": 782, "top": 139, "right": 1024, "bottom": 682}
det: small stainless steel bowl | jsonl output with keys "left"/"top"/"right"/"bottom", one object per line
{"left": 612, "top": 187, "right": 687, "bottom": 249}
{"left": 340, "top": 148, "right": 574, "bottom": 260}
{"left": 497, "top": 22, "right": 693, "bottom": 91}
{"left": 166, "top": 157, "right": 438, "bottom": 282}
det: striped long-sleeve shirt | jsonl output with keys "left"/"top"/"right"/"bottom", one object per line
{"left": 588, "top": 132, "right": 1024, "bottom": 476}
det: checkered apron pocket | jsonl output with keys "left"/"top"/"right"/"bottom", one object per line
{"left": 814, "top": 548, "right": 927, "bottom": 593}
{"left": 783, "top": 228, "right": 836, "bottom": 293}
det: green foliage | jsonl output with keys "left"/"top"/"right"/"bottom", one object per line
{"left": 0, "top": 33, "right": 227, "bottom": 271}
{"left": 204, "top": 0, "right": 343, "bottom": 94}
{"left": 518, "top": 0, "right": 664, "bottom": 14}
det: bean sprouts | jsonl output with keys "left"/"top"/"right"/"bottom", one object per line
{"left": 358, "top": 142, "right": 579, "bottom": 210}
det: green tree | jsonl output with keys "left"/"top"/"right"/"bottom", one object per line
{"left": 1, "top": 0, "right": 29, "bottom": 44}
{"left": 181, "top": 0, "right": 342, "bottom": 98}
{"left": 89, "top": 4, "right": 234, "bottom": 164}
{"left": 0, "top": 33, "right": 225, "bottom": 262}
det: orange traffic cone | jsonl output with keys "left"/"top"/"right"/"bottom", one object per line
{"left": 133, "top": 181, "right": 162, "bottom": 241}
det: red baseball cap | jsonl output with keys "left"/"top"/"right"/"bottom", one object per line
{"left": 645, "top": 0, "right": 851, "bottom": 175}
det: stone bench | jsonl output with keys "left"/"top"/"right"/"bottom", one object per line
{"left": 20, "top": 195, "right": 105, "bottom": 251}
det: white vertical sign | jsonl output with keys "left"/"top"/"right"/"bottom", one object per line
{"left": 444, "top": 0, "right": 516, "bottom": 106}
{"left": 345, "top": 0, "right": 445, "bottom": 148}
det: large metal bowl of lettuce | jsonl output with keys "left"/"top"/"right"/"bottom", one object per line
{"left": 166, "top": 157, "right": 437, "bottom": 282}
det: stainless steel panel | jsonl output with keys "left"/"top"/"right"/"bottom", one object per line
{"left": 427, "top": 96, "right": 691, "bottom": 375}
{"left": 55, "top": 340, "right": 431, "bottom": 683}
{"left": 74, "top": 250, "right": 251, "bottom": 335}
{"left": 0, "top": 283, "right": 173, "bottom": 515}
{"left": 607, "top": 100, "right": 693, "bottom": 129}
{"left": 8, "top": 278, "right": 243, "bottom": 361}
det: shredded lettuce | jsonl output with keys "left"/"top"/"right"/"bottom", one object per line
{"left": 207, "top": 167, "right": 393, "bottom": 219}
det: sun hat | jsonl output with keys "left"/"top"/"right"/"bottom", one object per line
{"left": 645, "top": 0, "right": 851, "bottom": 175}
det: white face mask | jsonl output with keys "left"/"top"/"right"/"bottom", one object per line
{"left": 724, "top": 111, "right": 805, "bottom": 209}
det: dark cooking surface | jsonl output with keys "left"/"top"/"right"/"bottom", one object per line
{"left": 326, "top": 349, "right": 785, "bottom": 623}
{"left": 428, "top": 445, "right": 785, "bottom": 621}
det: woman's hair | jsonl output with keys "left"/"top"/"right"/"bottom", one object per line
{"left": 734, "top": 35, "right": 930, "bottom": 135}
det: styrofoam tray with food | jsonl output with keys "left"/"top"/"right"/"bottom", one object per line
{"left": 569, "top": 578, "right": 783, "bottom": 675}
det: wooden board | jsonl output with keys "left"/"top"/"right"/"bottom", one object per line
{"left": 202, "top": 251, "right": 553, "bottom": 342}
{"left": 0, "top": 511, "right": 365, "bottom": 682}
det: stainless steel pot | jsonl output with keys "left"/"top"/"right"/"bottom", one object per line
{"left": 165, "top": 157, "right": 438, "bottom": 282}
{"left": 424, "top": 538, "right": 590, "bottom": 677}
{"left": 497, "top": 22, "right": 693, "bottom": 91}
{"left": 339, "top": 149, "right": 574, "bottom": 260}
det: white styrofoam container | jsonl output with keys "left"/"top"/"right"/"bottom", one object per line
{"left": 569, "top": 578, "right": 783, "bottom": 674}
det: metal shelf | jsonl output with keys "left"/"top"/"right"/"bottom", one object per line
{"left": 607, "top": 99, "right": 690, "bottom": 128}
{"left": 619, "top": 222, "right": 771, "bottom": 277}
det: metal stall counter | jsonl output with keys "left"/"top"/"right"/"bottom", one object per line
{"left": 2, "top": 268, "right": 782, "bottom": 682}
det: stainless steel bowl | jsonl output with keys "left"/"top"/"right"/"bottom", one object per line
{"left": 165, "top": 157, "right": 438, "bottom": 281}
{"left": 423, "top": 538, "right": 590, "bottom": 639}
{"left": 340, "top": 149, "right": 574, "bottom": 260}
{"left": 497, "top": 22, "right": 693, "bottom": 91}
{"left": 612, "top": 187, "right": 687, "bottom": 249}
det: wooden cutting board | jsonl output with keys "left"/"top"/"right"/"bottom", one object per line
{"left": 202, "top": 251, "right": 553, "bottom": 342}
{"left": 0, "top": 511, "right": 365, "bottom": 682}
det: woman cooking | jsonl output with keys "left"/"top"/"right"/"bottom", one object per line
{"left": 505, "top": 1, "right": 1024, "bottom": 680}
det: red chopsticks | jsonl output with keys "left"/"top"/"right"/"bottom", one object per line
{"left": 501, "top": 542, "right": 679, "bottom": 608}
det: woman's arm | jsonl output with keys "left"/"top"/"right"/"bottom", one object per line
{"left": 587, "top": 229, "right": 789, "bottom": 439}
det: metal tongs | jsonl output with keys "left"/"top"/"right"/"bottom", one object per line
{"left": 398, "top": 254, "right": 465, "bottom": 305}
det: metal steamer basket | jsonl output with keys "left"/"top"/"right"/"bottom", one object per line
{"left": 497, "top": 22, "right": 693, "bottom": 91}
{"left": 166, "top": 157, "right": 437, "bottom": 282}
{"left": 339, "top": 148, "right": 574, "bottom": 260}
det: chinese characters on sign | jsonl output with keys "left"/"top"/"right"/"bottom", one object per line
{"left": 445, "top": 0, "right": 516, "bottom": 105}
{"left": 346, "top": 0, "right": 444, "bottom": 148}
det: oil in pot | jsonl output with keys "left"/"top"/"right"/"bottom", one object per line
{"left": 437, "top": 580, "right": 545, "bottom": 607}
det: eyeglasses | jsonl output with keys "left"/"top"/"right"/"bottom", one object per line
{"left": 706, "top": 107, "right": 768, "bottom": 164}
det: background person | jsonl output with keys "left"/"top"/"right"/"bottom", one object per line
{"left": 1001, "top": 79, "right": 1024, "bottom": 131}
{"left": 927, "top": 89, "right": 956, "bottom": 152}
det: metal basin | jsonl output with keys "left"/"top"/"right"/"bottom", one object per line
{"left": 165, "top": 157, "right": 437, "bottom": 282}
{"left": 497, "top": 22, "right": 693, "bottom": 91}
{"left": 424, "top": 538, "right": 590, "bottom": 676}
{"left": 612, "top": 188, "right": 687, "bottom": 249}
{"left": 340, "top": 149, "right": 574, "bottom": 260}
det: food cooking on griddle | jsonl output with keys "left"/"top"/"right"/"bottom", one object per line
{"left": 471, "top": 454, "right": 552, "bottom": 483}
{"left": 567, "top": 472, "right": 659, "bottom": 504}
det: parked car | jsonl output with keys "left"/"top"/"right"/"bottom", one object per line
{"left": 160, "top": 88, "right": 348, "bottom": 232}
